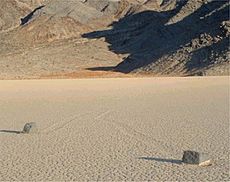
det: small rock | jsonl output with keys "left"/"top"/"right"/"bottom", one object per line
{"left": 182, "top": 150, "right": 211, "bottom": 166}
{"left": 22, "top": 122, "right": 38, "bottom": 134}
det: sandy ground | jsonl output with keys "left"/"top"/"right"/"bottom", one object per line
{"left": 0, "top": 77, "right": 229, "bottom": 181}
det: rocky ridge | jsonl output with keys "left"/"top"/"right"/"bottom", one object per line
{"left": 0, "top": 0, "right": 229, "bottom": 79}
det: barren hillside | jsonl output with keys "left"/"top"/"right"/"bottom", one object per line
{"left": 0, "top": 0, "right": 229, "bottom": 79}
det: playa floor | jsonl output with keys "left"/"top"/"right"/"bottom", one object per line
{"left": 0, "top": 77, "right": 229, "bottom": 181}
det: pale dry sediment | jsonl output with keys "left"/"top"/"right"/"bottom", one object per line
{"left": 0, "top": 77, "right": 229, "bottom": 181}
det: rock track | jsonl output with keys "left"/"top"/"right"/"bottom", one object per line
{"left": 0, "top": 77, "right": 229, "bottom": 181}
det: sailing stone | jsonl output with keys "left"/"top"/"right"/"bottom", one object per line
{"left": 182, "top": 150, "right": 211, "bottom": 166}
{"left": 22, "top": 122, "right": 38, "bottom": 134}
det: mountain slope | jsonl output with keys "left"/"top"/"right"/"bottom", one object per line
{"left": 84, "top": 0, "right": 229, "bottom": 76}
{"left": 0, "top": 0, "right": 229, "bottom": 79}
{"left": 0, "top": 0, "right": 46, "bottom": 32}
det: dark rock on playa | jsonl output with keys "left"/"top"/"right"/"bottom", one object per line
{"left": 22, "top": 122, "right": 38, "bottom": 134}
{"left": 182, "top": 150, "right": 212, "bottom": 166}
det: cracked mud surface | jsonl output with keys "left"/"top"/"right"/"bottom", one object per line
{"left": 0, "top": 77, "right": 229, "bottom": 181}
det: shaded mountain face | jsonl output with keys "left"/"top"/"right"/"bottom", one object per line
{"left": 0, "top": 0, "right": 229, "bottom": 78}
{"left": 83, "top": 0, "right": 230, "bottom": 76}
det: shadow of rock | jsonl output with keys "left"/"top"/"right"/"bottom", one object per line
{"left": 86, "top": 66, "right": 116, "bottom": 71}
{"left": 82, "top": 0, "right": 229, "bottom": 74}
{"left": 139, "top": 157, "right": 182, "bottom": 164}
{"left": 21, "top": 5, "right": 45, "bottom": 26}
{"left": 0, "top": 130, "right": 22, "bottom": 134}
